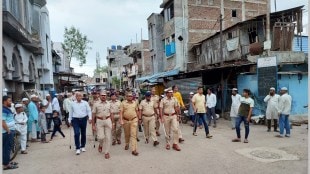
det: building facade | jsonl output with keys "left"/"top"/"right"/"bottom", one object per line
{"left": 157, "top": 0, "right": 267, "bottom": 73}
{"left": 2, "top": 0, "right": 53, "bottom": 100}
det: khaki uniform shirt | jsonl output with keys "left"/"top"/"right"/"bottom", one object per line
{"left": 110, "top": 100, "right": 121, "bottom": 115}
{"left": 92, "top": 101, "right": 111, "bottom": 119}
{"left": 192, "top": 93, "right": 206, "bottom": 113}
{"left": 139, "top": 99, "right": 156, "bottom": 116}
{"left": 160, "top": 97, "right": 178, "bottom": 115}
{"left": 151, "top": 95, "right": 160, "bottom": 109}
{"left": 89, "top": 98, "right": 99, "bottom": 109}
{"left": 121, "top": 100, "right": 138, "bottom": 120}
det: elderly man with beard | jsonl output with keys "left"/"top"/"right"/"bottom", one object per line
{"left": 264, "top": 87, "right": 280, "bottom": 132}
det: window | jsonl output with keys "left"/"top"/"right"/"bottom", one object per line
{"left": 208, "top": 0, "right": 214, "bottom": 5}
{"left": 232, "top": 9, "right": 237, "bottom": 17}
{"left": 228, "top": 32, "right": 233, "bottom": 39}
{"left": 165, "top": 34, "right": 176, "bottom": 57}
{"left": 248, "top": 27, "right": 257, "bottom": 44}
{"left": 165, "top": 3, "right": 174, "bottom": 22}
{"left": 196, "top": 0, "right": 202, "bottom": 5}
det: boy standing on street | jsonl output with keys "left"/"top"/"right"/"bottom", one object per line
{"left": 50, "top": 110, "right": 65, "bottom": 140}
{"left": 39, "top": 105, "right": 49, "bottom": 143}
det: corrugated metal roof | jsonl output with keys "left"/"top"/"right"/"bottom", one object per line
{"left": 293, "top": 36, "right": 308, "bottom": 53}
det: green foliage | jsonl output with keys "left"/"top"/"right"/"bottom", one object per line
{"left": 62, "top": 26, "right": 92, "bottom": 67}
{"left": 112, "top": 77, "right": 120, "bottom": 88}
{"left": 94, "top": 66, "right": 108, "bottom": 74}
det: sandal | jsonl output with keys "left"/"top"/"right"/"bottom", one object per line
{"left": 21, "top": 151, "right": 28, "bottom": 154}
{"left": 193, "top": 132, "right": 198, "bottom": 136}
{"left": 10, "top": 162, "right": 18, "bottom": 165}
{"left": 166, "top": 144, "right": 170, "bottom": 150}
{"left": 98, "top": 145, "right": 102, "bottom": 153}
{"left": 232, "top": 138, "right": 241, "bottom": 142}
{"left": 3, "top": 165, "right": 18, "bottom": 170}
{"left": 105, "top": 153, "right": 110, "bottom": 159}
{"left": 244, "top": 139, "right": 249, "bottom": 143}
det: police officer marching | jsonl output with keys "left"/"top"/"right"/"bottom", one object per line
{"left": 139, "top": 91, "right": 160, "bottom": 146}
{"left": 159, "top": 88, "right": 181, "bottom": 151}
{"left": 150, "top": 87, "right": 161, "bottom": 137}
{"left": 92, "top": 91, "right": 113, "bottom": 159}
{"left": 110, "top": 92, "right": 122, "bottom": 145}
{"left": 120, "top": 92, "right": 140, "bottom": 156}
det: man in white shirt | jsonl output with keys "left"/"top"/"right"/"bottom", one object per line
{"left": 63, "top": 93, "right": 73, "bottom": 127}
{"left": 264, "top": 87, "right": 280, "bottom": 132}
{"left": 276, "top": 87, "right": 292, "bottom": 138}
{"left": 43, "top": 94, "right": 53, "bottom": 131}
{"left": 206, "top": 88, "right": 217, "bottom": 128}
{"left": 230, "top": 88, "right": 241, "bottom": 129}
{"left": 69, "top": 92, "right": 92, "bottom": 155}
{"left": 52, "top": 94, "right": 62, "bottom": 121}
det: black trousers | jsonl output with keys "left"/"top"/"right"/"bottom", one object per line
{"left": 51, "top": 126, "right": 65, "bottom": 139}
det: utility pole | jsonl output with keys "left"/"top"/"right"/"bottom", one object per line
{"left": 274, "top": 0, "right": 277, "bottom": 12}
{"left": 266, "top": 0, "right": 271, "bottom": 56}
{"left": 242, "top": 0, "right": 246, "bottom": 21}
{"left": 220, "top": 0, "right": 224, "bottom": 118}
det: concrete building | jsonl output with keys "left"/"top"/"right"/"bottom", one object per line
{"left": 190, "top": 6, "right": 307, "bottom": 117}
{"left": 106, "top": 45, "right": 132, "bottom": 89}
{"left": 52, "top": 42, "right": 70, "bottom": 72}
{"left": 123, "top": 41, "right": 151, "bottom": 88}
{"left": 147, "top": 13, "right": 165, "bottom": 74}
{"left": 2, "top": 0, "right": 53, "bottom": 100}
{"left": 158, "top": 0, "right": 267, "bottom": 72}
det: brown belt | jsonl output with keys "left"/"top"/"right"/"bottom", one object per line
{"left": 143, "top": 114, "right": 155, "bottom": 117}
{"left": 164, "top": 113, "right": 176, "bottom": 116}
{"left": 96, "top": 116, "right": 110, "bottom": 120}
{"left": 123, "top": 117, "right": 137, "bottom": 121}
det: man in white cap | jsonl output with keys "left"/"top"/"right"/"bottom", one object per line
{"left": 14, "top": 104, "right": 28, "bottom": 154}
{"left": 27, "top": 95, "right": 39, "bottom": 142}
{"left": 276, "top": 87, "right": 292, "bottom": 138}
{"left": 230, "top": 88, "right": 241, "bottom": 129}
{"left": 43, "top": 94, "right": 53, "bottom": 131}
{"left": 22, "top": 98, "right": 29, "bottom": 116}
{"left": 264, "top": 87, "right": 280, "bottom": 132}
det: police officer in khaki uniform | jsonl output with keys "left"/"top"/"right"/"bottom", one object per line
{"left": 139, "top": 91, "right": 159, "bottom": 146}
{"left": 110, "top": 92, "right": 122, "bottom": 145}
{"left": 159, "top": 88, "right": 181, "bottom": 151}
{"left": 92, "top": 91, "right": 113, "bottom": 159}
{"left": 89, "top": 91, "right": 100, "bottom": 141}
{"left": 120, "top": 92, "right": 139, "bottom": 156}
{"left": 150, "top": 87, "right": 161, "bottom": 136}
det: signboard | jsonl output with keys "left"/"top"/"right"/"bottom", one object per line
{"left": 257, "top": 57, "right": 277, "bottom": 96}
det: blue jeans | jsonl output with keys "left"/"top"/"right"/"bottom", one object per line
{"left": 72, "top": 117, "right": 88, "bottom": 150}
{"left": 2, "top": 130, "right": 15, "bottom": 165}
{"left": 191, "top": 115, "right": 202, "bottom": 125}
{"left": 207, "top": 107, "right": 216, "bottom": 125}
{"left": 235, "top": 116, "right": 249, "bottom": 139}
{"left": 279, "top": 114, "right": 290, "bottom": 136}
{"left": 193, "top": 113, "right": 210, "bottom": 135}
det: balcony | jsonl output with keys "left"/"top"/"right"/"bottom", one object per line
{"left": 3, "top": 11, "right": 32, "bottom": 44}
{"left": 30, "top": 0, "right": 47, "bottom": 8}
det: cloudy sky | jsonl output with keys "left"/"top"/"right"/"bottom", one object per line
{"left": 47, "top": 0, "right": 308, "bottom": 76}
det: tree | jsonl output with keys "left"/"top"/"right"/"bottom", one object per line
{"left": 62, "top": 26, "right": 92, "bottom": 69}
{"left": 112, "top": 77, "right": 120, "bottom": 89}
{"left": 94, "top": 65, "right": 108, "bottom": 75}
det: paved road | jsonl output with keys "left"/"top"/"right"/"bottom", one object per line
{"left": 4, "top": 119, "right": 308, "bottom": 174}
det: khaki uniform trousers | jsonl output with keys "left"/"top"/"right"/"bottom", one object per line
{"left": 155, "top": 113, "right": 160, "bottom": 131}
{"left": 164, "top": 115, "right": 179, "bottom": 145}
{"left": 123, "top": 118, "right": 138, "bottom": 151}
{"left": 142, "top": 116, "right": 157, "bottom": 142}
{"left": 96, "top": 119, "right": 112, "bottom": 154}
{"left": 112, "top": 114, "right": 122, "bottom": 141}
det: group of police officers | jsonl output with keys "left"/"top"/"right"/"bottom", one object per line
{"left": 88, "top": 87, "right": 184, "bottom": 159}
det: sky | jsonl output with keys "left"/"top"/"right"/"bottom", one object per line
{"left": 47, "top": 0, "right": 308, "bottom": 77}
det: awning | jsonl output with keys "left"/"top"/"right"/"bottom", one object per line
{"left": 136, "top": 68, "right": 180, "bottom": 83}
